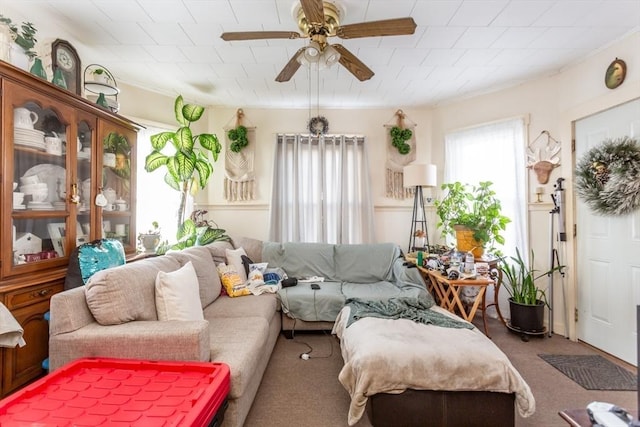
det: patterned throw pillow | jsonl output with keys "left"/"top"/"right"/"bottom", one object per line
{"left": 216, "top": 263, "right": 251, "bottom": 297}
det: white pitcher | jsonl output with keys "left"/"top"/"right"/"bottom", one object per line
{"left": 14, "top": 107, "right": 38, "bottom": 129}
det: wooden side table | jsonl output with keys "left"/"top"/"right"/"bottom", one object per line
{"left": 418, "top": 266, "right": 494, "bottom": 336}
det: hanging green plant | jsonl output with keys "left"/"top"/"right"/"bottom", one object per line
{"left": 575, "top": 136, "right": 640, "bottom": 216}
{"left": 227, "top": 125, "right": 249, "bottom": 153}
{"left": 390, "top": 126, "right": 412, "bottom": 155}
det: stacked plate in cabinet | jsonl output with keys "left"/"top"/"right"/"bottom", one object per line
{"left": 14, "top": 128, "right": 45, "bottom": 150}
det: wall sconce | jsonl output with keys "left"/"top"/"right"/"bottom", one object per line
{"left": 535, "top": 186, "right": 544, "bottom": 203}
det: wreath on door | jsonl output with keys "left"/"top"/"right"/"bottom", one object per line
{"left": 575, "top": 136, "right": 640, "bottom": 215}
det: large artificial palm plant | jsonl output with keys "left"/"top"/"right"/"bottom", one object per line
{"left": 144, "top": 95, "right": 222, "bottom": 229}
{"left": 144, "top": 95, "right": 229, "bottom": 252}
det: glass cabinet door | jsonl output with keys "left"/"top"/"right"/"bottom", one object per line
{"left": 99, "top": 122, "right": 136, "bottom": 251}
{"left": 6, "top": 81, "right": 76, "bottom": 273}
{"left": 76, "top": 117, "right": 94, "bottom": 244}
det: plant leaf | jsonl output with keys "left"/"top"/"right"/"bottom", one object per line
{"left": 182, "top": 103, "right": 204, "bottom": 122}
{"left": 175, "top": 127, "right": 195, "bottom": 152}
{"left": 150, "top": 132, "right": 174, "bottom": 151}
{"left": 175, "top": 150, "right": 196, "bottom": 181}
{"left": 195, "top": 158, "right": 212, "bottom": 189}
{"left": 177, "top": 219, "right": 197, "bottom": 239}
{"left": 163, "top": 171, "right": 180, "bottom": 191}
{"left": 199, "top": 133, "right": 221, "bottom": 156}
{"left": 174, "top": 95, "right": 187, "bottom": 126}
{"left": 144, "top": 151, "right": 168, "bottom": 172}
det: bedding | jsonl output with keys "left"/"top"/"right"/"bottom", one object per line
{"left": 332, "top": 305, "right": 536, "bottom": 426}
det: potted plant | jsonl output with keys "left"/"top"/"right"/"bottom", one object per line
{"left": 434, "top": 181, "right": 511, "bottom": 257}
{"left": 144, "top": 95, "right": 228, "bottom": 248}
{"left": 0, "top": 15, "right": 37, "bottom": 66}
{"left": 499, "top": 248, "right": 564, "bottom": 332}
{"left": 156, "top": 210, "right": 229, "bottom": 255}
{"left": 102, "top": 132, "right": 131, "bottom": 178}
{"left": 91, "top": 68, "right": 112, "bottom": 84}
{"left": 138, "top": 221, "right": 163, "bottom": 254}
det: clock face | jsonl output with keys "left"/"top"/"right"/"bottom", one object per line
{"left": 52, "top": 39, "right": 81, "bottom": 95}
{"left": 57, "top": 47, "right": 75, "bottom": 71}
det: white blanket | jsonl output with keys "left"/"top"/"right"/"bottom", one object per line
{"left": 332, "top": 305, "right": 535, "bottom": 426}
{"left": 0, "top": 302, "right": 26, "bottom": 348}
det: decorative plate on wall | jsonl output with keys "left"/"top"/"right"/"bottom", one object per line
{"left": 605, "top": 58, "right": 626, "bottom": 89}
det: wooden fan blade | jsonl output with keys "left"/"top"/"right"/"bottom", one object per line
{"left": 300, "top": 0, "right": 325, "bottom": 26}
{"left": 336, "top": 17, "right": 417, "bottom": 39}
{"left": 333, "top": 45, "right": 374, "bottom": 81}
{"left": 221, "top": 31, "right": 301, "bottom": 41}
{"left": 275, "top": 48, "right": 305, "bottom": 82}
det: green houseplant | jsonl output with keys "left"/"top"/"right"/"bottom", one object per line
{"left": 435, "top": 181, "right": 511, "bottom": 256}
{"left": 144, "top": 95, "right": 222, "bottom": 229}
{"left": 499, "top": 248, "right": 564, "bottom": 332}
{"left": 0, "top": 15, "right": 37, "bottom": 59}
{"left": 144, "top": 96, "right": 229, "bottom": 253}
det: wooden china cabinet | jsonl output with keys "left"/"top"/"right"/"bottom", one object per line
{"left": 0, "top": 61, "right": 140, "bottom": 397}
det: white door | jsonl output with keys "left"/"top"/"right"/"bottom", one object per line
{"left": 575, "top": 98, "right": 640, "bottom": 365}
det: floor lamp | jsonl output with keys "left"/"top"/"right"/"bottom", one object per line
{"left": 404, "top": 163, "right": 437, "bottom": 253}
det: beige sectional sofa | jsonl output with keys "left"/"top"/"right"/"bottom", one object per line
{"left": 49, "top": 237, "right": 275, "bottom": 427}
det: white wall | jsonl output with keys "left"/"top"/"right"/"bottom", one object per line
{"left": 119, "top": 30, "right": 640, "bottom": 338}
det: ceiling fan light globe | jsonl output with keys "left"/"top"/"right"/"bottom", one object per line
{"left": 322, "top": 45, "right": 340, "bottom": 68}
{"left": 302, "top": 41, "right": 322, "bottom": 63}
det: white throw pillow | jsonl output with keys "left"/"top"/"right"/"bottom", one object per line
{"left": 155, "top": 261, "right": 205, "bottom": 321}
{"left": 225, "top": 247, "right": 248, "bottom": 283}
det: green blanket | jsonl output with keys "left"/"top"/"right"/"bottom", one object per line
{"left": 345, "top": 296, "right": 474, "bottom": 330}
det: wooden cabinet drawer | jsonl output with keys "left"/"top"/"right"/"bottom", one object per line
{"left": 4, "top": 282, "right": 63, "bottom": 310}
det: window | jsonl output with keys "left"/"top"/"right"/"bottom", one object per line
{"left": 443, "top": 118, "right": 527, "bottom": 256}
{"left": 269, "top": 134, "right": 375, "bottom": 244}
{"left": 136, "top": 123, "right": 190, "bottom": 242}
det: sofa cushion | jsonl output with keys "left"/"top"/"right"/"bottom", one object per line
{"left": 334, "top": 243, "right": 399, "bottom": 283}
{"left": 231, "top": 236, "right": 263, "bottom": 262}
{"left": 85, "top": 256, "right": 181, "bottom": 325}
{"left": 208, "top": 316, "right": 270, "bottom": 399}
{"left": 278, "top": 281, "right": 344, "bottom": 322}
{"left": 155, "top": 261, "right": 205, "bottom": 321}
{"left": 341, "top": 281, "right": 404, "bottom": 301}
{"left": 263, "top": 242, "right": 336, "bottom": 280}
{"left": 204, "top": 294, "right": 278, "bottom": 322}
{"left": 226, "top": 247, "right": 249, "bottom": 283}
{"left": 167, "top": 246, "right": 221, "bottom": 308}
{"left": 204, "top": 241, "right": 235, "bottom": 265}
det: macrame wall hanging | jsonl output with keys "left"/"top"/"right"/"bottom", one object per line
{"left": 575, "top": 136, "right": 640, "bottom": 216}
{"left": 526, "top": 130, "right": 561, "bottom": 184}
{"left": 224, "top": 108, "right": 256, "bottom": 201}
{"left": 384, "top": 109, "right": 417, "bottom": 199}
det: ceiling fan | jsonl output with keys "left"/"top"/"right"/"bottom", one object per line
{"left": 220, "top": 0, "right": 416, "bottom": 82}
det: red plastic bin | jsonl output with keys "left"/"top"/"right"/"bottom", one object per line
{"left": 0, "top": 357, "right": 230, "bottom": 426}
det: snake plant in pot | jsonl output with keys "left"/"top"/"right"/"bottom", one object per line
{"left": 499, "top": 248, "right": 564, "bottom": 333}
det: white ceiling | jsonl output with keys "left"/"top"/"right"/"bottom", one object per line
{"left": 2, "top": 0, "right": 639, "bottom": 109}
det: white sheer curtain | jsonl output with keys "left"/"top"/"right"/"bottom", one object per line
{"left": 443, "top": 118, "right": 527, "bottom": 257}
{"left": 269, "top": 134, "right": 375, "bottom": 244}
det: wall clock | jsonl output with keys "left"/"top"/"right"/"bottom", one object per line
{"left": 52, "top": 39, "right": 81, "bottom": 95}
{"left": 604, "top": 58, "right": 626, "bottom": 89}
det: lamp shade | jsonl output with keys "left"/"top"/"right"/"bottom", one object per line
{"left": 403, "top": 163, "right": 437, "bottom": 187}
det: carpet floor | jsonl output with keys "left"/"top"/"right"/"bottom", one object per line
{"left": 244, "top": 316, "right": 638, "bottom": 427}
